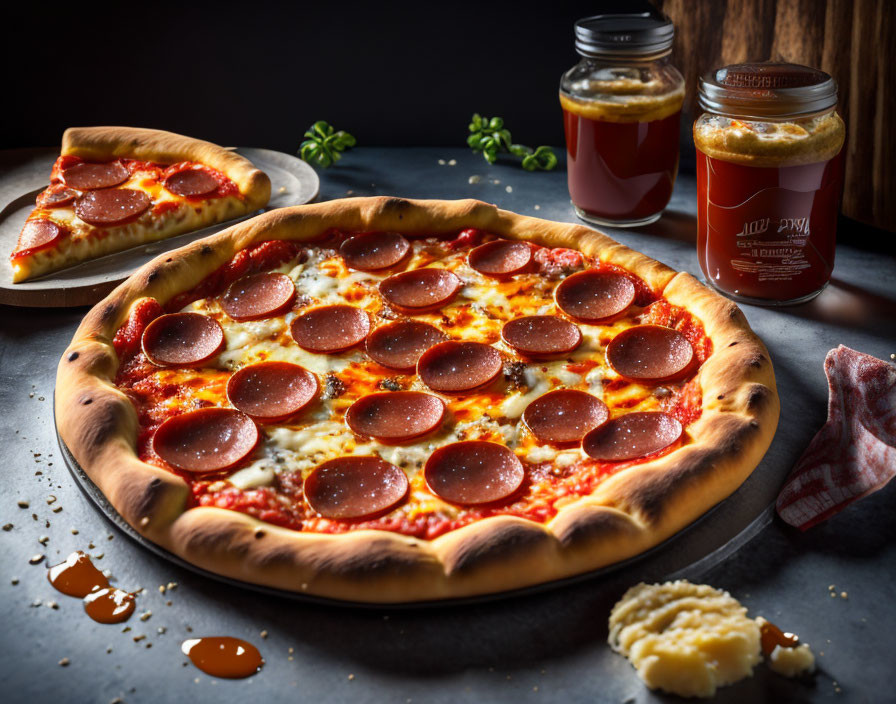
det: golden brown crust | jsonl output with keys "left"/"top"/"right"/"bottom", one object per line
{"left": 55, "top": 197, "right": 778, "bottom": 603}
{"left": 62, "top": 126, "right": 271, "bottom": 209}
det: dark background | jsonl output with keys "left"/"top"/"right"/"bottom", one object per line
{"left": 4, "top": 0, "right": 655, "bottom": 153}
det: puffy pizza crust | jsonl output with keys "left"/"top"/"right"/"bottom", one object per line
{"left": 62, "top": 126, "right": 270, "bottom": 210}
{"left": 55, "top": 197, "right": 779, "bottom": 603}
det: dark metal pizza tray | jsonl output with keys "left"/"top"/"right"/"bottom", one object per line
{"left": 56, "top": 401, "right": 772, "bottom": 610}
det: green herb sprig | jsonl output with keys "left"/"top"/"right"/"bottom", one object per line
{"left": 467, "top": 114, "right": 557, "bottom": 171}
{"left": 299, "top": 121, "right": 357, "bottom": 168}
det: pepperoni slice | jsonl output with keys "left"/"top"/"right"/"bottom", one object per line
{"left": 304, "top": 456, "right": 409, "bottom": 519}
{"left": 12, "top": 220, "right": 65, "bottom": 258}
{"left": 424, "top": 441, "right": 524, "bottom": 505}
{"left": 522, "top": 390, "right": 609, "bottom": 445}
{"left": 141, "top": 312, "right": 225, "bottom": 367}
{"left": 290, "top": 305, "right": 370, "bottom": 354}
{"left": 75, "top": 188, "right": 151, "bottom": 226}
{"left": 554, "top": 270, "right": 636, "bottom": 323}
{"left": 345, "top": 391, "right": 446, "bottom": 443}
{"left": 379, "top": 268, "right": 462, "bottom": 314}
{"left": 417, "top": 341, "right": 502, "bottom": 393}
{"left": 152, "top": 408, "right": 259, "bottom": 473}
{"left": 164, "top": 168, "right": 220, "bottom": 198}
{"left": 226, "top": 362, "right": 319, "bottom": 422}
{"left": 340, "top": 232, "right": 411, "bottom": 271}
{"left": 36, "top": 184, "right": 77, "bottom": 209}
{"left": 221, "top": 272, "right": 296, "bottom": 322}
{"left": 582, "top": 412, "right": 683, "bottom": 462}
{"left": 365, "top": 321, "right": 447, "bottom": 371}
{"left": 501, "top": 316, "right": 582, "bottom": 358}
{"left": 467, "top": 240, "right": 532, "bottom": 277}
{"left": 606, "top": 325, "right": 695, "bottom": 382}
{"left": 61, "top": 160, "right": 129, "bottom": 190}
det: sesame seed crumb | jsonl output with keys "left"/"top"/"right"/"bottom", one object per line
{"left": 17, "top": 500, "right": 29, "bottom": 509}
{"left": 139, "top": 611, "right": 152, "bottom": 621}
{"left": 58, "top": 658, "right": 70, "bottom": 667}
{"left": 438, "top": 159, "right": 446, "bottom": 165}
{"left": 133, "top": 635, "right": 146, "bottom": 643}
{"left": 11, "top": 578, "right": 19, "bottom": 585}
{"left": 448, "top": 159, "right": 457, "bottom": 166}
{"left": 260, "top": 630, "right": 268, "bottom": 639}
{"left": 468, "top": 175, "right": 482, "bottom": 184}
{"left": 158, "top": 585, "right": 166, "bottom": 594}
{"left": 52, "top": 507, "right": 63, "bottom": 514}
{"left": 2, "top": 523, "right": 12, "bottom": 531}
{"left": 47, "top": 601, "right": 59, "bottom": 610}
{"left": 840, "top": 591, "right": 848, "bottom": 599}
{"left": 348, "top": 674, "right": 355, "bottom": 680}
{"left": 157, "top": 627, "right": 166, "bottom": 634}
{"left": 38, "top": 536, "right": 49, "bottom": 545}
{"left": 505, "top": 185, "right": 512, "bottom": 193}
{"left": 71, "top": 529, "right": 79, "bottom": 535}
{"left": 534, "top": 205, "right": 541, "bottom": 210}
{"left": 46, "top": 495, "right": 57, "bottom": 505}
{"left": 29, "top": 554, "right": 45, "bottom": 565}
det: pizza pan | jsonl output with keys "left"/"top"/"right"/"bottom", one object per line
{"left": 0, "top": 147, "right": 319, "bottom": 308}
{"left": 56, "top": 403, "right": 768, "bottom": 610}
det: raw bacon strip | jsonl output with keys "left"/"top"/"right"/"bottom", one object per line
{"left": 777, "top": 346, "right": 896, "bottom": 530}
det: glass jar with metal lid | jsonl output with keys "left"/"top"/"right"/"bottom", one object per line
{"left": 694, "top": 62, "right": 846, "bottom": 305}
{"left": 559, "top": 12, "right": 685, "bottom": 227}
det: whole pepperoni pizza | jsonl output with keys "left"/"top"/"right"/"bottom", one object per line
{"left": 55, "top": 197, "right": 779, "bottom": 603}
{"left": 10, "top": 127, "right": 270, "bottom": 282}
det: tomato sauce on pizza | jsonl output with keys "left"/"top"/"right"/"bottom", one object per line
{"left": 111, "top": 230, "right": 711, "bottom": 540}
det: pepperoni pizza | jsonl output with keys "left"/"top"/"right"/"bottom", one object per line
{"left": 10, "top": 127, "right": 270, "bottom": 282}
{"left": 55, "top": 198, "right": 779, "bottom": 603}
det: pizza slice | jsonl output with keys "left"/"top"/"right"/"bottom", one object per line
{"left": 9, "top": 126, "right": 271, "bottom": 282}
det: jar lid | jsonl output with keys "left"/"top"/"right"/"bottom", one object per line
{"left": 574, "top": 12, "right": 674, "bottom": 58}
{"left": 698, "top": 62, "right": 838, "bottom": 118}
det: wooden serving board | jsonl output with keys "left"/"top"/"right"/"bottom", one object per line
{"left": 0, "top": 147, "right": 319, "bottom": 308}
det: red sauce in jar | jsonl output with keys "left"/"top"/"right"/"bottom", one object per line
{"left": 696, "top": 150, "right": 844, "bottom": 303}
{"left": 563, "top": 107, "right": 681, "bottom": 224}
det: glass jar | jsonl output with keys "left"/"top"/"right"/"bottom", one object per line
{"left": 694, "top": 62, "right": 846, "bottom": 305}
{"left": 559, "top": 12, "right": 685, "bottom": 227}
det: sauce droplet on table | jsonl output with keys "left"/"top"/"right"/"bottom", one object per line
{"left": 182, "top": 637, "right": 265, "bottom": 678}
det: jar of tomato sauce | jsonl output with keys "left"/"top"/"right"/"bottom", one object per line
{"left": 695, "top": 62, "right": 846, "bottom": 305}
{"left": 560, "top": 12, "right": 684, "bottom": 227}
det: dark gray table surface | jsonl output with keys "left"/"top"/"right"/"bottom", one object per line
{"left": 1, "top": 147, "right": 894, "bottom": 704}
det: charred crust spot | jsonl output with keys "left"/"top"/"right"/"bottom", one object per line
{"left": 750, "top": 419, "right": 759, "bottom": 429}
{"left": 446, "top": 523, "right": 547, "bottom": 575}
{"left": 146, "top": 269, "right": 159, "bottom": 284}
{"left": 100, "top": 302, "right": 118, "bottom": 324}
{"left": 200, "top": 244, "right": 213, "bottom": 256}
{"left": 80, "top": 397, "right": 93, "bottom": 406}
{"left": 717, "top": 394, "right": 725, "bottom": 400}
{"left": 67, "top": 352, "right": 80, "bottom": 362}
{"left": 746, "top": 385, "right": 769, "bottom": 410}
{"left": 381, "top": 197, "right": 411, "bottom": 213}
{"left": 729, "top": 341, "right": 739, "bottom": 347}
{"left": 749, "top": 354, "right": 765, "bottom": 369}
{"left": 164, "top": 257, "right": 173, "bottom": 263}
{"left": 149, "top": 478, "right": 161, "bottom": 488}
{"left": 554, "top": 507, "right": 639, "bottom": 548}
{"left": 254, "top": 529, "right": 266, "bottom": 539}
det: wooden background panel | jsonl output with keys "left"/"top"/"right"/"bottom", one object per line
{"left": 652, "top": 0, "right": 896, "bottom": 232}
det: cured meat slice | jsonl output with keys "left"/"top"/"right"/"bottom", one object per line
{"left": 226, "top": 361, "right": 318, "bottom": 422}
{"left": 502, "top": 315, "right": 582, "bottom": 358}
{"left": 554, "top": 270, "right": 636, "bottom": 323}
{"left": 304, "top": 456, "right": 409, "bottom": 519}
{"left": 467, "top": 240, "right": 532, "bottom": 277}
{"left": 13, "top": 220, "right": 66, "bottom": 257}
{"left": 365, "top": 321, "right": 447, "bottom": 371}
{"left": 345, "top": 391, "right": 446, "bottom": 442}
{"left": 582, "top": 412, "right": 682, "bottom": 461}
{"left": 221, "top": 272, "right": 296, "bottom": 321}
{"left": 290, "top": 305, "right": 370, "bottom": 354}
{"left": 340, "top": 232, "right": 411, "bottom": 271}
{"left": 153, "top": 408, "right": 259, "bottom": 473}
{"left": 777, "top": 346, "right": 896, "bottom": 530}
{"left": 164, "top": 167, "right": 220, "bottom": 197}
{"left": 36, "top": 184, "right": 77, "bottom": 209}
{"left": 417, "top": 341, "right": 502, "bottom": 393}
{"left": 606, "top": 325, "right": 694, "bottom": 383}
{"left": 523, "top": 389, "right": 608, "bottom": 444}
{"left": 61, "top": 160, "right": 129, "bottom": 190}
{"left": 141, "top": 312, "right": 225, "bottom": 367}
{"left": 75, "top": 188, "right": 151, "bottom": 226}
{"left": 424, "top": 441, "right": 524, "bottom": 505}
{"left": 379, "top": 268, "right": 462, "bottom": 314}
